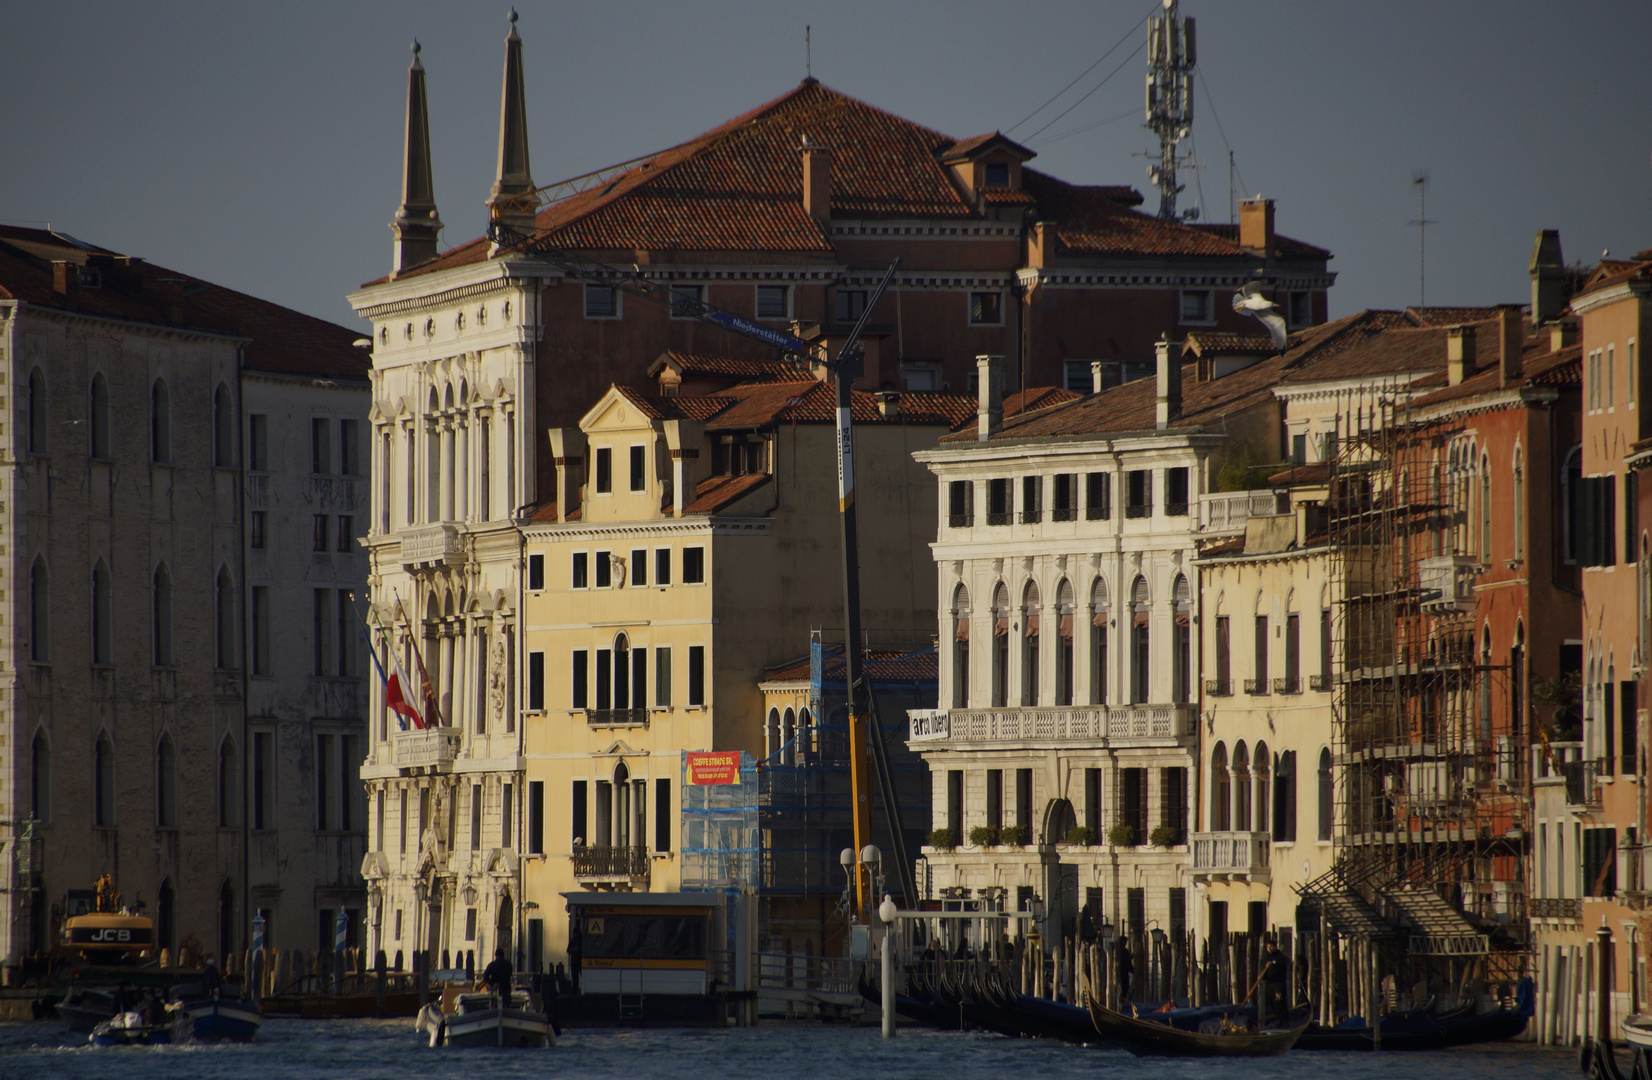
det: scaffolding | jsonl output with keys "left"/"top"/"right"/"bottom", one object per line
{"left": 1300, "top": 389, "right": 1530, "bottom": 999}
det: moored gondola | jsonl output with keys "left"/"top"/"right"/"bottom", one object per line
{"left": 1295, "top": 978, "right": 1531, "bottom": 1051}
{"left": 1087, "top": 996, "right": 1308, "bottom": 1057}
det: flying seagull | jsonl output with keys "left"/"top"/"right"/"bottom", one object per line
{"left": 1232, "top": 281, "right": 1289, "bottom": 353}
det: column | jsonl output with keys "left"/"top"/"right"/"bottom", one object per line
{"left": 440, "top": 421, "right": 455, "bottom": 522}
{"left": 451, "top": 618, "right": 468, "bottom": 734}
{"left": 440, "top": 627, "right": 455, "bottom": 726}
{"left": 456, "top": 419, "right": 469, "bottom": 521}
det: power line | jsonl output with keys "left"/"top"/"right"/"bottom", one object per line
{"left": 1005, "top": 6, "right": 1155, "bottom": 135}
{"left": 1029, "top": 107, "right": 1138, "bottom": 149}
{"left": 1024, "top": 40, "right": 1146, "bottom": 143}
{"left": 1195, "top": 66, "right": 1247, "bottom": 222}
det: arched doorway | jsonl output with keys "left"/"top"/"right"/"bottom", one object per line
{"left": 497, "top": 888, "right": 514, "bottom": 965}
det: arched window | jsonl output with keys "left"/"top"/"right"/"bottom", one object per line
{"left": 30, "top": 731, "right": 50, "bottom": 821}
{"left": 1317, "top": 748, "right": 1333, "bottom": 841}
{"left": 1254, "top": 741, "right": 1271, "bottom": 834}
{"left": 425, "top": 389, "right": 441, "bottom": 521}
{"left": 30, "top": 558, "right": 49, "bottom": 663}
{"left": 1089, "top": 577, "right": 1110, "bottom": 705}
{"left": 1211, "top": 742, "right": 1231, "bottom": 831}
{"left": 782, "top": 707, "right": 796, "bottom": 766}
{"left": 28, "top": 368, "right": 48, "bottom": 455}
{"left": 1172, "top": 574, "right": 1192, "bottom": 703}
{"left": 766, "top": 708, "right": 782, "bottom": 760}
{"left": 613, "top": 633, "right": 631, "bottom": 711}
{"left": 156, "top": 734, "right": 177, "bottom": 827}
{"left": 1233, "top": 741, "right": 1252, "bottom": 831}
{"left": 1480, "top": 454, "right": 1492, "bottom": 561}
{"left": 219, "top": 738, "right": 238, "bottom": 828}
{"left": 951, "top": 584, "right": 970, "bottom": 709}
{"left": 89, "top": 373, "right": 111, "bottom": 459}
{"left": 1274, "top": 749, "right": 1297, "bottom": 842}
{"left": 613, "top": 761, "right": 631, "bottom": 847}
{"left": 91, "top": 560, "right": 112, "bottom": 665}
{"left": 151, "top": 379, "right": 171, "bottom": 464}
{"left": 1479, "top": 625, "right": 1493, "bottom": 737}
{"left": 1021, "top": 581, "right": 1041, "bottom": 706}
{"left": 1054, "top": 579, "right": 1075, "bottom": 706}
{"left": 153, "top": 564, "right": 174, "bottom": 666}
{"left": 215, "top": 568, "right": 235, "bottom": 670}
{"left": 991, "top": 583, "right": 1010, "bottom": 708}
{"left": 214, "top": 385, "right": 234, "bottom": 467}
{"left": 1512, "top": 446, "right": 1526, "bottom": 560}
{"left": 479, "top": 417, "right": 492, "bottom": 521}
{"left": 94, "top": 733, "right": 115, "bottom": 827}
{"left": 1130, "top": 576, "right": 1150, "bottom": 704}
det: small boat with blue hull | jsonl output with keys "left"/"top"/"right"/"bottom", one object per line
{"left": 89, "top": 1008, "right": 191, "bottom": 1046}
{"left": 172, "top": 984, "right": 263, "bottom": 1041}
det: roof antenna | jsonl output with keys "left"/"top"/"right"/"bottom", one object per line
{"left": 1409, "top": 170, "right": 1434, "bottom": 308}
{"left": 806, "top": 25, "right": 812, "bottom": 80}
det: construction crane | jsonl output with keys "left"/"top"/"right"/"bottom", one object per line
{"left": 486, "top": 222, "right": 914, "bottom": 921}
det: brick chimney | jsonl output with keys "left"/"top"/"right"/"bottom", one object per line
{"left": 976, "top": 355, "right": 1003, "bottom": 441}
{"left": 1447, "top": 324, "right": 1476, "bottom": 386}
{"left": 1529, "top": 229, "right": 1566, "bottom": 325}
{"left": 1498, "top": 307, "right": 1523, "bottom": 386}
{"left": 51, "top": 260, "right": 77, "bottom": 297}
{"left": 876, "top": 391, "right": 901, "bottom": 418}
{"left": 1239, "top": 197, "right": 1275, "bottom": 255}
{"left": 802, "top": 138, "right": 832, "bottom": 226}
{"left": 1155, "top": 336, "right": 1182, "bottom": 429}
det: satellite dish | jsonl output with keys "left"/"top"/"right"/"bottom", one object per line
{"left": 1231, "top": 281, "right": 1289, "bottom": 352}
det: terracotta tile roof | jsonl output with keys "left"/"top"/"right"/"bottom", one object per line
{"left": 647, "top": 351, "right": 799, "bottom": 383}
{"left": 683, "top": 471, "right": 771, "bottom": 514}
{"left": 898, "top": 391, "right": 977, "bottom": 428}
{"left": 1576, "top": 256, "right": 1652, "bottom": 298}
{"left": 939, "top": 132, "right": 1035, "bottom": 161}
{"left": 980, "top": 187, "right": 1036, "bottom": 206}
{"left": 1183, "top": 331, "right": 1274, "bottom": 356}
{"left": 763, "top": 647, "right": 938, "bottom": 684}
{"left": 1406, "top": 334, "right": 1582, "bottom": 409}
{"left": 1267, "top": 462, "right": 1331, "bottom": 486}
{"left": 0, "top": 225, "right": 366, "bottom": 379}
{"left": 1402, "top": 306, "right": 1511, "bottom": 327}
{"left": 1275, "top": 308, "right": 1509, "bottom": 386}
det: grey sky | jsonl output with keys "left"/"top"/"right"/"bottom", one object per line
{"left": 5, "top": 1, "right": 1649, "bottom": 330}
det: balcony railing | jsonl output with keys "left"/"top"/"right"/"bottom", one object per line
{"left": 1530, "top": 896, "right": 1582, "bottom": 920}
{"left": 1051, "top": 507, "right": 1077, "bottom": 522}
{"left": 1309, "top": 674, "right": 1332, "bottom": 692}
{"left": 986, "top": 511, "right": 1011, "bottom": 526}
{"left": 400, "top": 523, "right": 465, "bottom": 567}
{"left": 571, "top": 845, "right": 650, "bottom": 879}
{"left": 1165, "top": 501, "right": 1189, "bottom": 517}
{"left": 948, "top": 513, "right": 974, "bottom": 528}
{"left": 1085, "top": 505, "right": 1110, "bottom": 521}
{"left": 1418, "top": 554, "right": 1477, "bottom": 615}
{"left": 1561, "top": 756, "right": 1607, "bottom": 811}
{"left": 394, "top": 728, "right": 462, "bottom": 769}
{"left": 1204, "top": 679, "right": 1232, "bottom": 697}
{"left": 1020, "top": 509, "right": 1043, "bottom": 524}
{"left": 586, "top": 708, "right": 649, "bottom": 728}
{"left": 1244, "top": 678, "right": 1269, "bottom": 696}
{"left": 1273, "top": 676, "right": 1302, "bottom": 695}
{"left": 908, "top": 704, "right": 1195, "bottom": 745}
{"left": 1125, "top": 503, "right": 1152, "bottom": 519}
{"left": 1199, "top": 490, "right": 1285, "bottom": 533}
{"left": 1191, "top": 831, "right": 1271, "bottom": 880}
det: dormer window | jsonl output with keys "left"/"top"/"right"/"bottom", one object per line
{"left": 984, "top": 162, "right": 1009, "bottom": 187}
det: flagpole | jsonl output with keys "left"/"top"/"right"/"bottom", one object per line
{"left": 394, "top": 587, "right": 446, "bottom": 728}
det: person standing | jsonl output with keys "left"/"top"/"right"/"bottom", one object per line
{"left": 1260, "top": 941, "right": 1287, "bottom": 1028}
{"left": 482, "top": 949, "right": 513, "bottom": 1000}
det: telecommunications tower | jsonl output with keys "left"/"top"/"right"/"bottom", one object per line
{"left": 1145, "top": 0, "right": 1197, "bottom": 221}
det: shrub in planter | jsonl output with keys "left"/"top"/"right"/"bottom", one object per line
{"left": 999, "top": 824, "right": 1028, "bottom": 847}
{"left": 968, "top": 825, "right": 1000, "bottom": 847}
{"left": 928, "top": 827, "right": 957, "bottom": 850}
{"left": 1065, "top": 825, "right": 1097, "bottom": 846}
{"left": 1149, "top": 825, "right": 1182, "bottom": 848}
{"left": 1107, "top": 823, "right": 1138, "bottom": 847}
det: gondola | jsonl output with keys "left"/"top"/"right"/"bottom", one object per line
{"left": 857, "top": 970, "right": 952, "bottom": 1029}
{"left": 1010, "top": 992, "right": 1109, "bottom": 1044}
{"left": 171, "top": 983, "right": 263, "bottom": 1041}
{"left": 1087, "top": 996, "right": 1308, "bottom": 1057}
{"left": 1296, "top": 978, "right": 1532, "bottom": 1051}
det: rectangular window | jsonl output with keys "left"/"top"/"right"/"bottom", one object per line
{"left": 669, "top": 283, "right": 704, "bottom": 319}
{"left": 1165, "top": 467, "right": 1189, "bottom": 515}
{"left": 630, "top": 548, "right": 648, "bottom": 587}
{"left": 1284, "top": 613, "right": 1301, "bottom": 691}
{"left": 572, "top": 552, "right": 589, "bottom": 589}
{"left": 1291, "top": 433, "right": 1307, "bottom": 465}
{"left": 1020, "top": 475, "right": 1042, "bottom": 523}
{"left": 1085, "top": 767, "right": 1102, "bottom": 835}
{"left": 251, "top": 586, "right": 271, "bottom": 675}
{"left": 572, "top": 780, "right": 587, "bottom": 847}
{"left": 1624, "top": 682, "right": 1639, "bottom": 776}
{"left": 312, "top": 588, "right": 330, "bottom": 676}
{"left": 1120, "top": 767, "right": 1147, "bottom": 844}
{"left": 527, "top": 553, "right": 545, "bottom": 591}
{"left": 987, "top": 478, "right": 1011, "bottom": 525}
{"left": 594, "top": 447, "right": 612, "bottom": 493}
{"left": 501, "top": 784, "right": 512, "bottom": 848}
{"left": 986, "top": 769, "right": 1003, "bottom": 833}
{"left": 1288, "top": 291, "right": 1311, "bottom": 328}
{"left": 629, "top": 445, "right": 646, "bottom": 491}
{"left": 683, "top": 546, "right": 705, "bottom": 584}
{"left": 1320, "top": 609, "right": 1333, "bottom": 686}
{"left": 340, "top": 418, "right": 360, "bottom": 476}
{"left": 584, "top": 284, "right": 619, "bottom": 319}
{"left": 595, "top": 650, "right": 611, "bottom": 709}
{"left": 571, "top": 650, "right": 588, "bottom": 709}
{"left": 527, "top": 651, "right": 544, "bottom": 711}
{"left": 1584, "top": 827, "right": 1618, "bottom": 897}
{"left": 1064, "top": 360, "right": 1094, "bottom": 394}
{"left": 756, "top": 284, "right": 790, "bottom": 319}
{"left": 470, "top": 784, "right": 482, "bottom": 850}
{"left": 252, "top": 731, "right": 273, "bottom": 831}
{"left": 948, "top": 480, "right": 974, "bottom": 527}
{"left": 1253, "top": 615, "right": 1269, "bottom": 689}
{"left": 1180, "top": 290, "right": 1213, "bottom": 323}
{"left": 313, "top": 514, "right": 329, "bottom": 551}
{"left": 1214, "top": 615, "right": 1230, "bottom": 693}
{"left": 1015, "top": 768, "right": 1033, "bottom": 830}
{"left": 1052, "top": 474, "right": 1076, "bottom": 521}
{"left": 1631, "top": 340, "right": 1639, "bottom": 406}
{"left": 311, "top": 417, "right": 331, "bottom": 475}
{"left": 595, "top": 551, "right": 612, "bottom": 588}
{"left": 528, "top": 781, "right": 544, "bottom": 855}
{"left": 947, "top": 770, "right": 964, "bottom": 838}
{"left": 654, "top": 647, "right": 671, "bottom": 707}
{"left": 687, "top": 645, "right": 706, "bottom": 706}
{"left": 983, "top": 162, "right": 1010, "bottom": 187}
{"left": 836, "top": 290, "right": 867, "bottom": 323}
{"left": 1609, "top": 345, "right": 1617, "bottom": 407}
{"left": 1086, "top": 473, "right": 1111, "bottom": 520}
{"left": 251, "top": 511, "right": 267, "bottom": 549}
{"left": 655, "top": 548, "right": 672, "bottom": 586}
{"left": 336, "top": 515, "right": 354, "bottom": 553}
{"left": 1160, "top": 767, "right": 1188, "bottom": 843}
{"left": 1126, "top": 470, "right": 1152, "bottom": 517}
{"left": 655, "top": 778, "right": 671, "bottom": 852}
{"left": 249, "top": 414, "right": 269, "bottom": 472}
{"left": 337, "top": 586, "right": 352, "bottom": 676}
{"left": 1628, "top": 472, "right": 1640, "bottom": 566}
{"left": 399, "top": 790, "right": 408, "bottom": 854}
{"left": 316, "top": 734, "right": 333, "bottom": 830}
{"left": 969, "top": 291, "right": 1003, "bottom": 325}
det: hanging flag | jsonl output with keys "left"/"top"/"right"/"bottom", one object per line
{"left": 366, "top": 595, "right": 424, "bottom": 730}
{"left": 395, "top": 588, "right": 445, "bottom": 727}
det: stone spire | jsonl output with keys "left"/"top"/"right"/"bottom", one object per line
{"left": 390, "top": 41, "right": 443, "bottom": 277}
{"left": 486, "top": 9, "right": 537, "bottom": 247}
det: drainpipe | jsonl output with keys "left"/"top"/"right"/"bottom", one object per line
{"left": 236, "top": 343, "right": 251, "bottom": 962}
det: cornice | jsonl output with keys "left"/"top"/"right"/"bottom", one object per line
{"left": 4, "top": 300, "right": 249, "bottom": 346}
{"left": 1019, "top": 268, "right": 1335, "bottom": 291}
{"left": 521, "top": 516, "right": 771, "bottom": 540}
{"left": 348, "top": 258, "right": 558, "bottom": 319}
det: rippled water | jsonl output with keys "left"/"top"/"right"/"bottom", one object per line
{"left": 0, "top": 1018, "right": 1586, "bottom": 1079}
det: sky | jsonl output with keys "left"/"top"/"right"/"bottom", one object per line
{"left": 5, "top": 1, "right": 1651, "bottom": 330}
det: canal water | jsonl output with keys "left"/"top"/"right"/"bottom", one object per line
{"left": 0, "top": 1017, "right": 1586, "bottom": 1079}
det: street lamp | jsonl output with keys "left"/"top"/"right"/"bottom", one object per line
{"left": 878, "top": 894, "right": 899, "bottom": 1039}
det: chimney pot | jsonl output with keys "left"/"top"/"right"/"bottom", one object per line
{"left": 803, "top": 141, "right": 832, "bottom": 226}
{"left": 1090, "top": 360, "right": 1107, "bottom": 395}
{"left": 1551, "top": 322, "right": 1577, "bottom": 352}
{"left": 1155, "top": 337, "right": 1182, "bottom": 429}
{"left": 1239, "top": 198, "right": 1275, "bottom": 255}
{"left": 876, "top": 391, "right": 901, "bottom": 418}
{"left": 52, "top": 260, "right": 76, "bottom": 297}
{"left": 1446, "top": 324, "right": 1476, "bottom": 386}
{"left": 1529, "top": 229, "right": 1566, "bottom": 325}
{"left": 976, "top": 355, "right": 1003, "bottom": 441}
{"left": 1498, "top": 307, "right": 1523, "bottom": 387}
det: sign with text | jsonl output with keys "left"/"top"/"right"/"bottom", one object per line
{"left": 686, "top": 751, "right": 741, "bottom": 785}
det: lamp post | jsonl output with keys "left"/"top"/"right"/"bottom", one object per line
{"left": 878, "top": 894, "right": 898, "bottom": 1038}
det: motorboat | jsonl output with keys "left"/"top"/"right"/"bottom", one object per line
{"left": 425, "top": 990, "right": 553, "bottom": 1048}
{"left": 89, "top": 1008, "right": 191, "bottom": 1046}
{"left": 171, "top": 983, "right": 263, "bottom": 1041}
{"left": 55, "top": 986, "right": 119, "bottom": 1033}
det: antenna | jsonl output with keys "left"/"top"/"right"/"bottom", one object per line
{"left": 806, "top": 25, "right": 811, "bottom": 79}
{"left": 1145, "top": 0, "right": 1196, "bottom": 221}
{"left": 1408, "top": 170, "right": 1435, "bottom": 308}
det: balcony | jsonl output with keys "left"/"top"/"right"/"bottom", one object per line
{"left": 1418, "top": 554, "right": 1477, "bottom": 616}
{"left": 1562, "top": 756, "right": 1607, "bottom": 812}
{"left": 1085, "top": 505, "right": 1110, "bottom": 521}
{"left": 1199, "top": 490, "right": 1285, "bottom": 534}
{"left": 572, "top": 845, "right": 650, "bottom": 882}
{"left": 1051, "top": 507, "right": 1077, "bottom": 522}
{"left": 908, "top": 704, "right": 1195, "bottom": 746}
{"left": 1273, "top": 676, "right": 1302, "bottom": 695}
{"left": 400, "top": 523, "right": 465, "bottom": 568}
{"left": 1530, "top": 896, "right": 1582, "bottom": 920}
{"left": 1125, "top": 503, "right": 1152, "bottom": 519}
{"left": 1244, "top": 678, "right": 1269, "bottom": 696}
{"left": 986, "top": 511, "right": 1011, "bottom": 526}
{"left": 1204, "top": 679, "right": 1232, "bottom": 697}
{"left": 1165, "top": 501, "right": 1189, "bottom": 517}
{"left": 948, "top": 513, "right": 974, "bottom": 528}
{"left": 393, "top": 728, "right": 461, "bottom": 769}
{"left": 1191, "top": 831, "right": 1271, "bottom": 882}
{"left": 1309, "top": 674, "right": 1332, "bottom": 692}
{"left": 1020, "top": 509, "right": 1043, "bottom": 524}
{"left": 586, "top": 708, "right": 649, "bottom": 729}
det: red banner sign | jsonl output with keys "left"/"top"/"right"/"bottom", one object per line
{"left": 687, "top": 751, "right": 741, "bottom": 785}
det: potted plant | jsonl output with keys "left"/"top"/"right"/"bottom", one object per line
{"left": 927, "top": 827, "right": 957, "bottom": 850}
{"left": 1149, "top": 825, "right": 1182, "bottom": 848}
{"left": 999, "top": 824, "right": 1028, "bottom": 847}
{"left": 1065, "top": 825, "right": 1097, "bottom": 847}
{"left": 968, "top": 825, "right": 1000, "bottom": 847}
{"left": 1107, "top": 823, "right": 1138, "bottom": 847}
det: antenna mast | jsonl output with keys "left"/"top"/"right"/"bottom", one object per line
{"left": 1145, "top": 0, "right": 1196, "bottom": 222}
{"left": 1409, "top": 170, "right": 1435, "bottom": 308}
